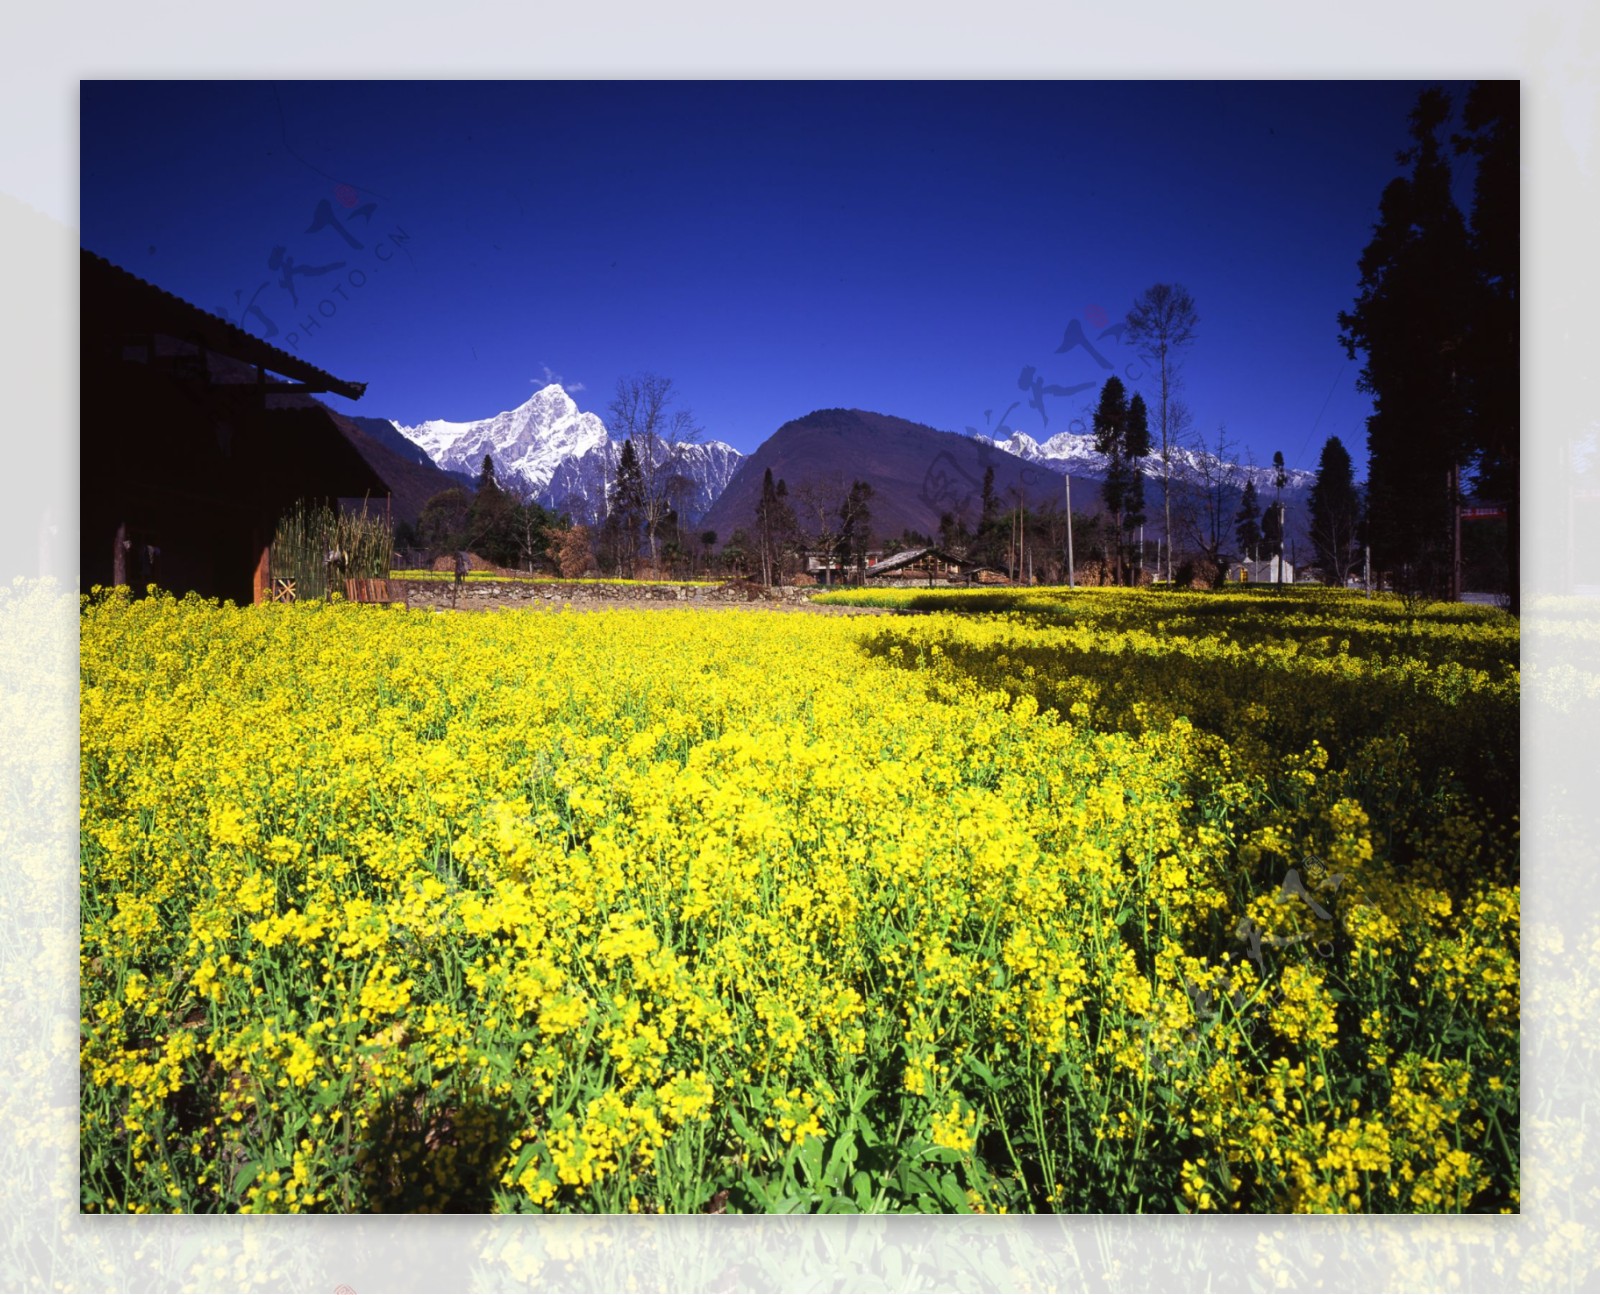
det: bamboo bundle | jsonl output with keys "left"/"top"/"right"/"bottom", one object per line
{"left": 269, "top": 499, "right": 393, "bottom": 601}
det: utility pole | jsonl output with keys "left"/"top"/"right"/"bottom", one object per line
{"left": 1449, "top": 463, "right": 1462, "bottom": 601}
{"left": 1276, "top": 504, "right": 1286, "bottom": 589}
{"left": 1065, "top": 473, "right": 1075, "bottom": 588}
{"left": 1010, "top": 501, "right": 1018, "bottom": 582}
{"left": 1020, "top": 486, "right": 1027, "bottom": 584}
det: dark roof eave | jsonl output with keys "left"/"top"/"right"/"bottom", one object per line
{"left": 83, "top": 249, "right": 368, "bottom": 401}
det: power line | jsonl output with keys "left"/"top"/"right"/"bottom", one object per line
{"left": 1297, "top": 358, "right": 1348, "bottom": 471}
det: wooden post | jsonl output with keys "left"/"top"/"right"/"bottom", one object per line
{"left": 253, "top": 543, "right": 271, "bottom": 605}
{"left": 1065, "top": 473, "right": 1075, "bottom": 588}
{"left": 113, "top": 523, "right": 128, "bottom": 588}
{"left": 1450, "top": 463, "right": 1462, "bottom": 601}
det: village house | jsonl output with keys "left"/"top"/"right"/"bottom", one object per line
{"left": 81, "top": 250, "right": 392, "bottom": 605}
{"left": 1231, "top": 555, "right": 1295, "bottom": 584}
{"left": 864, "top": 546, "right": 1008, "bottom": 587}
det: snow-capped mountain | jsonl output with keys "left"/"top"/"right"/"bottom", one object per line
{"left": 540, "top": 438, "right": 746, "bottom": 526}
{"left": 391, "top": 384, "right": 744, "bottom": 523}
{"left": 396, "top": 384, "right": 609, "bottom": 496}
{"left": 973, "top": 430, "right": 1318, "bottom": 491}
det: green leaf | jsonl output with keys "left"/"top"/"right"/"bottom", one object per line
{"left": 729, "top": 1108, "right": 764, "bottom": 1152}
{"left": 851, "top": 1169, "right": 875, "bottom": 1209}
{"left": 823, "top": 1134, "right": 857, "bottom": 1190}
{"left": 511, "top": 1140, "right": 540, "bottom": 1177}
{"left": 738, "top": 1170, "right": 775, "bottom": 1212}
{"left": 938, "top": 1170, "right": 971, "bottom": 1212}
{"left": 965, "top": 1057, "right": 1003, "bottom": 1092}
{"left": 797, "top": 1134, "right": 826, "bottom": 1185}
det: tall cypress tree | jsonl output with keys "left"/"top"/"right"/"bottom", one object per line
{"left": 1235, "top": 478, "right": 1262, "bottom": 559}
{"left": 607, "top": 438, "right": 645, "bottom": 574}
{"left": 1338, "top": 88, "right": 1474, "bottom": 594}
{"left": 837, "top": 480, "right": 874, "bottom": 584}
{"left": 1308, "top": 435, "right": 1361, "bottom": 583}
{"left": 753, "top": 467, "right": 795, "bottom": 586}
{"left": 1094, "top": 378, "right": 1150, "bottom": 585}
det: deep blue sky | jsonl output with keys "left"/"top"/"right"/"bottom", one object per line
{"left": 80, "top": 80, "right": 1476, "bottom": 474}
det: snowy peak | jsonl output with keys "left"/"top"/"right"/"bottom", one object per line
{"left": 390, "top": 383, "right": 744, "bottom": 525}
{"left": 974, "top": 429, "right": 1317, "bottom": 489}
{"left": 395, "top": 383, "right": 608, "bottom": 493}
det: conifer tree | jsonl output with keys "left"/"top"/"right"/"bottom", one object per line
{"left": 1235, "top": 478, "right": 1262, "bottom": 560}
{"left": 1308, "top": 435, "right": 1361, "bottom": 584}
{"left": 1338, "top": 88, "right": 1474, "bottom": 594}
{"left": 606, "top": 438, "right": 646, "bottom": 574}
{"left": 1093, "top": 378, "right": 1150, "bottom": 584}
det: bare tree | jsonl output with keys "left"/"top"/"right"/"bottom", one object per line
{"left": 607, "top": 373, "right": 702, "bottom": 566}
{"left": 794, "top": 475, "right": 846, "bottom": 585}
{"left": 1173, "top": 421, "right": 1240, "bottom": 574}
{"left": 1125, "top": 284, "right": 1199, "bottom": 582}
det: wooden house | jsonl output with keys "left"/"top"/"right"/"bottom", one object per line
{"left": 864, "top": 546, "right": 998, "bottom": 586}
{"left": 80, "top": 250, "right": 391, "bottom": 605}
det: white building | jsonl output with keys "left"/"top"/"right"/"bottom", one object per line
{"left": 1233, "top": 556, "right": 1294, "bottom": 584}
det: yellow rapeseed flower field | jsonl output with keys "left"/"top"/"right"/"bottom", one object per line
{"left": 79, "top": 585, "right": 1518, "bottom": 1214}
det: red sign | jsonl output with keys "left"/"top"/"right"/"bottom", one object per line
{"left": 1460, "top": 507, "right": 1506, "bottom": 521}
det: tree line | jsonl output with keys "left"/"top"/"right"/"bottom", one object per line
{"left": 1339, "top": 81, "right": 1517, "bottom": 609}
{"left": 402, "top": 373, "right": 733, "bottom": 580}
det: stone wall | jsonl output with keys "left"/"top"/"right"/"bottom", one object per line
{"left": 388, "top": 579, "right": 820, "bottom": 610}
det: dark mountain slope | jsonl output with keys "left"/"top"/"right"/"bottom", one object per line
{"left": 701, "top": 408, "right": 1075, "bottom": 542}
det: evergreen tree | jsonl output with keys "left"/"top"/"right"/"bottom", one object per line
{"left": 606, "top": 438, "right": 646, "bottom": 575}
{"left": 466, "top": 454, "right": 522, "bottom": 568}
{"left": 752, "top": 467, "right": 797, "bottom": 586}
{"left": 1338, "top": 87, "right": 1474, "bottom": 594}
{"left": 1126, "top": 393, "right": 1151, "bottom": 525}
{"left": 417, "top": 487, "right": 471, "bottom": 556}
{"left": 1261, "top": 499, "right": 1285, "bottom": 575}
{"left": 475, "top": 453, "right": 499, "bottom": 495}
{"left": 972, "top": 465, "right": 1009, "bottom": 569}
{"left": 938, "top": 509, "right": 972, "bottom": 560}
{"left": 1308, "top": 435, "right": 1361, "bottom": 583}
{"left": 837, "top": 480, "right": 874, "bottom": 584}
{"left": 1235, "top": 478, "right": 1262, "bottom": 559}
{"left": 1093, "top": 378, "right": 1150, "bottom": 584}
{"left": 607, "top": 373, "right": 702, "bottom": 566}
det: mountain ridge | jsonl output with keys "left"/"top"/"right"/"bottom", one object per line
{"left": 389, "top": 383, "right": 743, "bottom": 523}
